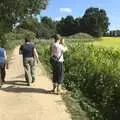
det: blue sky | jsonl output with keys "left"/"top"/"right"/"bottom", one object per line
{"left": 39, "top": 0, "right": 120, "bottom": 30}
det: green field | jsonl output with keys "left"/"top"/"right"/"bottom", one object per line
{"left": 36, "top": 38, "right": 120, "bottom": 120}
{"left": 93, "top": 37, "right": 120, "bottom": 47}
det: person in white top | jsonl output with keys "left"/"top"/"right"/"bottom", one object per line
{"left": 50, "top": 34, "right": 68, "bottom": 94}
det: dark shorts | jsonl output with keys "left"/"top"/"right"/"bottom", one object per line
{"left": 52, "top": 61, "right": 64, "bottom": 84}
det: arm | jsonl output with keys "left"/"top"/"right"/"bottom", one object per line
{"left": 34, "top": 48, "right": 39, "bottom": 63}
{"left": 60, "top": 39, "right": 68, "bottom": 52}
{"left": 60, "top": 44, "right": 68, "bottom": 53}
{"left": 19, "top": 45, "right": 23, "bottom": 55}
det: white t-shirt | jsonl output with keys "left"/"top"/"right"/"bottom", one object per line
{"left": 51, "top": 42, "right": 68, "bottom": 62}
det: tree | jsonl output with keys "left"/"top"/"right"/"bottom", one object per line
{"left": 19, "top": 16, "right": 56, "bottom": 39}
{"left": 74, "top": 17, "right": 82, "bottom": 33}
{"left": 0, "top": 0, "right": 48, "bottom": 46}
{"left": 41, "top": 16, "right": 56, "bottom": 29}
{"left": 39, "top": 16, "right": 57, "bottom": 38}
{"left": 57, "top": 16, "right": 76, "bottom": 36}
{"left": 109, "top": 30, "right": 120, "bottom": 37}
{"left": 82, "top": 7, "right": 110, "bottom": 37}
{"left": 0, "top": 0, "right": 48, "bottom": 30}
{"left": 20, "top": 17, "right": 39, "bottom": 32}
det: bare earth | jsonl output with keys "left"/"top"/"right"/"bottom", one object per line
{"left": 0, "top": 46, "right": 71, "bottom": 120}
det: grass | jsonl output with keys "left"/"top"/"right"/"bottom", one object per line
{"left": 36, "top": 36, "right": 120, "bottom": 120}
{"left": 93, "top": 37, "right": 120, "bottom": 47}
{"left": 62, "top": 93, "right": 89, "bottom": 120}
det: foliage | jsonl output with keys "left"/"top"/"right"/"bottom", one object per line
{"left": 0, "top": 0, "right": 48, "bottom": 46}
{"left": 63, "top": 42, "right": 120, "bottom": 120}
{"left": 93, "top": 37, "right": 120, "bottom": 47}
{"left": 36, "top": 39, "right": 120, "bottom": 120}
{"left": 0, "top": 0, "right": 48, "bottom": 30}
{"left": 82, "top": 7, "right": 109, "bottom": 37}
{"left": 20, "top": 17, "right": 39, "bottom": 33}
{"left": 62, "top": 93, "right": 89, "bottom": 120}
{"left": 36, "top": 41, "right": 51, "bottom": 65}
{"left": 39, "top": 16, "right": 57, "bottom": 39}
{"left": 108, "top": 30, "right": 120, "bottom": 37}
{"left": 19, "top": 7, "right": 110, "bottom": 39}
{"left": 0, "top": 28, "right": 36, "bottom": 49}
{"left": 66, "top": 32, "right": 94, "bottom": 41}
{"left": 56, "top": 7, "right": 109, "bottom": 37}
{"left": 57, "top": 16, "right": 77, "bottom": 36}
{"left": 20, "top": 16, "right": 56, "bottom": 39}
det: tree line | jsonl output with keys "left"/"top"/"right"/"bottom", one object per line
{"left": 0, "top": 0, "right": 110, "bottom": 44}
{"left": 106, "top": 30, "right": 120, "bottom": 37}
{"left": 20, "top": 7, "right": 110, "bottom": 38}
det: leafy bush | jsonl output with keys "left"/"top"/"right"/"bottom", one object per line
{"left": 36, "top": 40, "right": 120, "bottom": 120}
{"left": 36, "top": 41, "right": 52, "bottom": 72}
{"left": 64, "top": 43, "right": 120, "bottom": 120}
{"left": 0, "top": 28, "right": 36, "bottom": 50}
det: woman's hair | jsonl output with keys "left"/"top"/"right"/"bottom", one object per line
{"left": 54, "top": 34, "right": 61, "bottom": 42}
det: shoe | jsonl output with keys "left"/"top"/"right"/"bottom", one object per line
{"left": 32, "top": 77, "right": 35, "bottom": 83}
{"left": 0, "top": 81, "right": 3, "bottom": 86}
{"left": 2, "top": 81, "right": 5, "bottom": 84}
{"left": 56, "top": 84, "right": 61, "bottom": 95}
{"left": 0, "top": 83, "right": 2, "bottom": 88}
{"left": 49, "top": 89, "right": 55, "bottom": 94}
{"left": 56, "top": 90, "right": 61, "bottom": 95}
{"left": 32, "top": 79, "right": 35, "bottom": 83}
{"left": 27, "top": 83, "right": 30, "bottom": 86}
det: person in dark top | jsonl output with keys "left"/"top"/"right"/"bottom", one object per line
{"left": 19, "top": 37, "right": 39, "bottom": 86}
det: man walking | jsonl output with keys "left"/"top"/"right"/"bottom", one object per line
{"left": 19, "top": 37, "right": 39, "bottom": 86}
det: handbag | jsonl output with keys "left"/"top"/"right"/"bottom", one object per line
{"left": 50, "top": 54, "right": 62, "bottom": 65}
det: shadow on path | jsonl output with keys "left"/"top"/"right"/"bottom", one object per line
{"left": 5, "top": 80, "right": 27, "bottom": 86}
{"left": 0, "top": 85, "right": 51, "bottom": 94}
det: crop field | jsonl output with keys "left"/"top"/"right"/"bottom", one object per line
{"left": 93, "top": 37, "right": 120, "bottom": 47}
{"left": 36, "top": 38, "right": 120, "bottom": 120}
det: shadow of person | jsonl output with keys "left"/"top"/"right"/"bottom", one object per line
{"left": 5, "top": 80, "right": 27, "bottom": 86}
{"left": 0, "top": 85, "right": 51, "bottom": 94}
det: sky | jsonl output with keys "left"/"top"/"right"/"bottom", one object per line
{"left": 38, "top": 0, "right": 120, "bottom": 30}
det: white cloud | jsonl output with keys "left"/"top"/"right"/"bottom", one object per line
{"left": 59, "top": 8, "right": 72, "bottom": 13}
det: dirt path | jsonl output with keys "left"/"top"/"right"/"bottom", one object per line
{"left": 0, "top": 46, "right": 71, "bottom": 120}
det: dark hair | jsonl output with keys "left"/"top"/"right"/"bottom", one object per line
{"left": 25, "top": 35, "right": 31, "bottom": 42}
{"left": 25, "top": 38, "right": 30, "bottom": 42}
{"left": 54, "top": 34, "right": 61, "bottom": 42}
